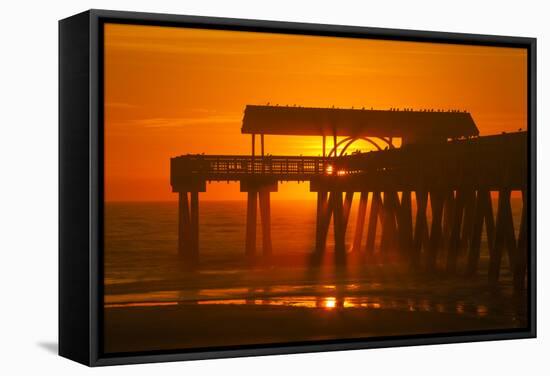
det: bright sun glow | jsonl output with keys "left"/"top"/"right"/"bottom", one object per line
{"left": 325, "top": 165, "right": 348, "bottom": 176}
{"left": 324, "top": 297, "right": 337, "bottom": 309}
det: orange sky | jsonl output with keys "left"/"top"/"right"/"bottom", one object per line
{"left": 104, "top": 23, "right": 527, "bottom": 202}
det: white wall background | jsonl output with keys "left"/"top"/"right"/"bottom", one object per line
{"left": 0, "top": 0, "right": 547, "bottom": 373}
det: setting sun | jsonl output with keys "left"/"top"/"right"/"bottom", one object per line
{"left": 324, "top": 297, "right": 337, "bottom": 309}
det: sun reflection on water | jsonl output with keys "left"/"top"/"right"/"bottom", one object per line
{"left": 104, "top": 286, "right": 492, "bottom": 319}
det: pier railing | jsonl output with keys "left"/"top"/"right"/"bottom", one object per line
{"left": 171, "top": 155, "right": 332, "bottom": 181}
{"left": 171, "top": 132, "right": 527, "bottom": 190}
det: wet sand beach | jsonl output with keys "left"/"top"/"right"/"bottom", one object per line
{"left": 104, "top": 302, "right": 519, "bottom": 353}
{"left": 103, "top": 262, "right": 527, "bottom": 353}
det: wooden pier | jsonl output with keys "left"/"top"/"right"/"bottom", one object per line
{"left": 171, "top": 105, "right": 528, "bottom": 290}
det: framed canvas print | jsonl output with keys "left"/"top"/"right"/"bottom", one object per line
{"left": 59, "top": 9, "right": 536, "bottom": 366}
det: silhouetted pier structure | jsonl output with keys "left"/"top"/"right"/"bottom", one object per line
{"left": 171, "top": 106, "right": 527, "bottom": 290}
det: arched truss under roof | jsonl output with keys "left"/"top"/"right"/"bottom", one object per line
{"left": 327, "top": 136, "right": 395, "bottom": 157}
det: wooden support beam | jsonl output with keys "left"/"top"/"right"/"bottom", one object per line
{"left": 260, "top": 134, "right": 265, "bottom": 173}
{"left": 389, "top": 191, "right": 402, "bottom": 261}
{"left": 503, "top": 192, "right": 519, "bottom": 286}
{"left": 484, "top": 190, "right": 496, "bottom": 261}
{"left": 322, "top": 193, "right": 334, "bottom": 246}
{"left": 379, "top": 192, "right": 390, "bottom": 257}
{"left": 380, "top": 191, "right": 399, "bottom": 262}
{"left": 447, "top": 190, "right": 465, "bottom": 274}
{"left": 488, "top": 190, "right": 505, "bottom": 284}
{"left": 178, "top": 191, "right": 191, "bottom": 258}
{"left": 489, "top": 189, "right": 516, "bottom": 285}
{"left": 460, "top": 190, "right": 476, "bottom": 254}
{"left": 515, "top": 190, "right": 527, "bottom": 291}
{"left": 411, "top": 190, "right": 428, "bottom": 270}
{"left": 259, "top": 189, "right": 272, "bottom": 258}
{"left": 315, "top": 191, "right": 326, "bottom": 255}
{"left": 178, "top": 191, "right": 199, "bottom": 269}
{"left": 365, "top": 191, "right": 382, "bottom": 256}
{"left": 466, "top": 190, "right": 487, "bottom": 276}
{"left": 442, "top": 190, "right": 455, "bottom": 254}
{"left": 260, "top": 134, "right": 265, "bottom": 157}
{"left": 352, "top": 192, "right": 368, "bottom": 252}
{"left": 343, "top": 191, "right": 354, "bottom": 230}
{"left": 333, "top": 191, "right": 346, "bottom": 265}
{"left": 398, "top": 191, "right": 413, "bottom": 261}
{"left": 315, "top": 191, "right": 332, "bottom": 256}
{"left": 427, "top": 190, "right": 445, "bottom": 272}
{"left": 190, "top": 191, "right": 200, "bottom": 266}
{"left": 245, "top": 191, "right": 258, "bottom": 261}
{"left": 501, "top": 190, "right": 519, "bottom": 288}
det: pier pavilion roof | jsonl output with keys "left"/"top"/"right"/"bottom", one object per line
{"left": 241, "top": 105, "right": 479, "bottom": 139}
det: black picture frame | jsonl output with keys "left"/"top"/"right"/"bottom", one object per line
{"left": 59, "top": 9, "right": 537, "bottom": 367}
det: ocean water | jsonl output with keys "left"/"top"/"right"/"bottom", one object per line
{"left": 104, "top": 198, "right": 526, "bottom": 326}
{"left": 104, "top": 200, "right": 318, "bottom": 282}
